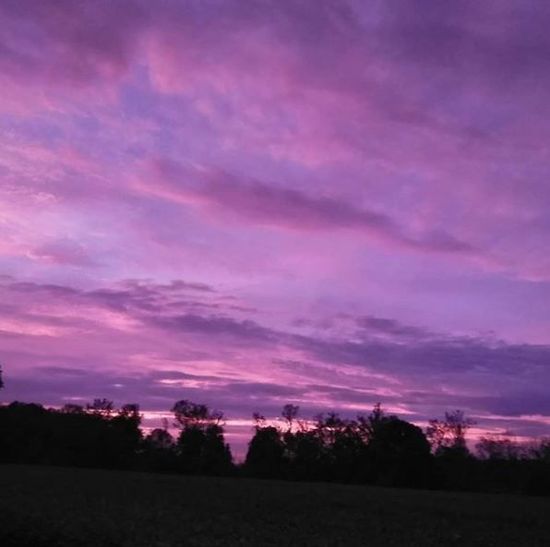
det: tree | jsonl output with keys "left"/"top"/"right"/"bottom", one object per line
{"left": 426, "top": 410, "right": 476, "bottom": 491}
{"left": 141, "top": 428, "right": 177, "bottom": 473}
{"left": 285, "top": 429, "right": 326, "bottom": 480}
{"left": 357, "top": 402, "right": 385, "bottom": 442}
{"left": 314, "top": 413, "right": 363, "bottom": 482}
{"left": 252, "top": 412, "right": 267, "bottom": 429}
{"left": 109, "top": 403, "right": 143, "bottom": 467}
{"left": 523, "top": 438, "right": 550, "bottom": 495}
{"left": 172, "top": 400, "right": 223, "bottom": 430}
{"left": 245, "top": 425, "right": 285, "bottom": 478}
{"left": 171, "top": 399, "right": 232, "bottom": 475}
{"left": 117, "top": 403, "right": 140, "bottom": 421}
{"left": 427, "top": 410, "right": 475, "bottom": 455}
{"left": 147, "top": 428, "right": 174, "bottom": 450}
{"left": 476, "top": 434, "right": 521, "bottom": 461}
{"left": 0, "top": 364, "right": 4, "bottom": 390}
{"left": 60, "top": 403, "right": 84, "bottom": 414}
{"left": 202, "top": 423, "right": 233, "bottom": 474}
{"left": 367, "top": 416, "right": 432, "bottom": 487}
{"left": 86, "top": 398, "right": 114, "bottom": 419}
{"left": 315, "top": 412, "right": 347, "bottom": 447}
{"left": 281, "top": 404, "right": 299, "bottom": 432}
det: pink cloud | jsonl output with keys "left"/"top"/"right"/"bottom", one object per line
{"left": 28, "top": 239, "right": 96, "bottom": 267}
{"left": 137, "top": 158, "right": 480, "bottom": 257}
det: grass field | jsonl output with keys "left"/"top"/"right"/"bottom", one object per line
{"left": 1, "top": 466, "right": 549, "bottom": 546}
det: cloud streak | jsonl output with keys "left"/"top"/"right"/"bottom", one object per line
{"left": 138, "top": 159, "right": 478, "bottom": 256}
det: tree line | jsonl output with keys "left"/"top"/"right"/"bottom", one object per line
{"left": 1, "top": 366, "right": 549, "bottom": 495}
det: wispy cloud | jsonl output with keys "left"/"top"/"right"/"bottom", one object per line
{"left": 138, "top": 158, "right": 478, "bottom": 257}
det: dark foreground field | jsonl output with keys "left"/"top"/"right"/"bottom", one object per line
{"left": 1, "top": 466, "right": 550, "bottom": 547}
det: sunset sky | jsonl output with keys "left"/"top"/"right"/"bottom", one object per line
{"left": 1, "top": 0, "right": 550, "bottom": 455}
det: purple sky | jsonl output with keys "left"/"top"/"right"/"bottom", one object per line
{"left": 1, "top": 0, "right": 550, "bottom": 456}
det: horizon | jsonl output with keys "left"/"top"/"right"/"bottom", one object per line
{"left": 2, "top": 0, "right": 550, "bottom": 458}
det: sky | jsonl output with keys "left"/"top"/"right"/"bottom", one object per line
{"left": 1, "top": 0, "right": 550, "bottom": 457}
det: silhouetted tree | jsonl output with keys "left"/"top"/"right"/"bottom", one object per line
{"left": 0, "top": 402, "right": 49, "bottom": 464}
{"left": 3, "top": 384, "right": 550, "bottom": 496}
{"left": 245, "top": 403, "right": 433, "bottom": 486}
{"left": 471, "top": 434, "right": 526, "bottom": 493}
{"left": 118, "top": 403, "right": 140, "bottom": 420}
{"left": 288, "top": 429, "right": 326, "bottom": 480}
{"left": 86, "top": 398, "right": 114, "bottom": 419}
{"left": 359, "top": 402, "right": 385, "bottom": 436}
{"left": 108, "top": 404, "right": 143, "bottom": 467}
{"left": 171, "top": 399, "right": 232, "bottom": 475}
{"left": 148, "top": 428, "right": 174, "bottom": 449}
{"left": 60, "top": 403, "right": 85, "bottom": 414}
{"left": 528, "top": 438, "right": 550, "bottom": 462}
{"left": 0, "top": 364, "right": 4, "bottom": 391}
{"left": 427, "top": 410, "right": 475, "bottom": 456}
{"left": 252, "top": 412, "right": 267, "bottom": 428}
{"left": 427, "top": 410, "right": 476, "bottom": 490}
{"left": 281, "top": 404, "right": 300, "bottom": 432}
{"left": 313, "top": 412, "right": 363, "bottom": 481}
{"left": 522, "top": 438, "right": 550, "bottom": 495}
{"left": 278, "top": 405, "right": 328, "bottom": 480}
{"left": 245, "top": 425, "right": 285, "bottom": 478}
{"left": 141, "top": 427, "right": 177, "bottom": 472}
{"left": 367, "top": 416, "right": 432, "bottom": 487}
{"left": 315, "top": 412, "right": 347, "bottom": 446}
{"left": 0, "top": 398, "right": 145, "bottom": 469}
{"left": 476, "top": 434, "right": 521, "bottom": 461}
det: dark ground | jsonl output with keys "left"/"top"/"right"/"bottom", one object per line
{"left": 0, "top": 465, "right": 549, "bottom": 546}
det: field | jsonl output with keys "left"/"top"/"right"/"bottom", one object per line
{"left": 1, "top": 466, "right": 549, "bottom": 546}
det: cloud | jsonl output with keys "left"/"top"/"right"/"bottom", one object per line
{"left": 0, "top": 0, "right": 147, "bottom": 91}
{"left": 3, "top": 276, "right": 550, "bottom": 434}
{"left": 28, "top": 239, "right": 96, "bottom": 267}
{"left": 294, "top": 330, "right": 550, "bottom": 382}
{"left": 355, "top": 315, "right": 434, "bottom": 340}
{"left": 1, "top": 0, "right": 549, "bottom": 282}
{"left": 150, "top": 314, "right": 278, "bottom": 345}
{"left": 138, "top": 158, "right": 478, "bottom": 257}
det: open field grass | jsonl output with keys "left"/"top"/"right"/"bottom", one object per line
{"left": 1, "top": 465, "right": 549, "bottom": 546}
